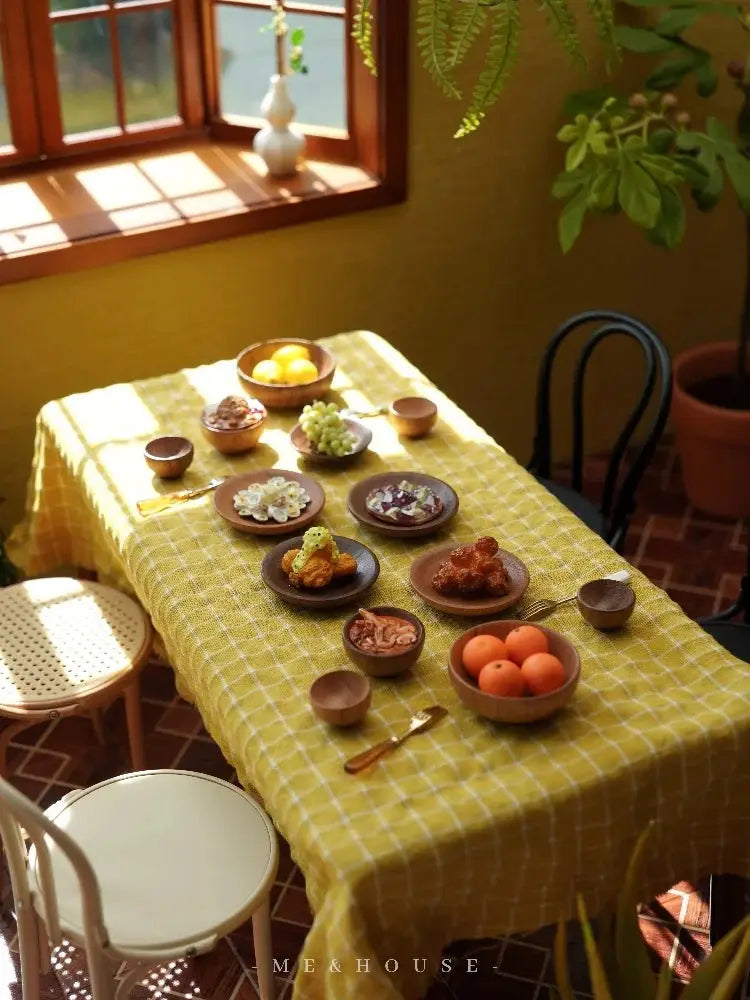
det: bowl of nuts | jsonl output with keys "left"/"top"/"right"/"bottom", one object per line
{"left": 200, "top": 395, "right": 267, "bottom": 455}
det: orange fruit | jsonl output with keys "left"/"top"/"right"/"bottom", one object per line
{"left": 461, "top": 634, "right": 508, "bottom": 679}
{"left": 505, "top": 625, "right": 549, "bottom": 665}
{"left": 478, "top": 660, "right": 526, "bottom": 697}
{"left": 520, "top": 653, "right": 566, "bottom": 696}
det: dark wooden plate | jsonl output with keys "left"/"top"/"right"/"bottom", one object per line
{"left": 409, "top": 542, "right": 530, "bottom": 617}
{"left": 214, "top": 470, "right": 325, "bottom": 536}
{"left": 261, "top": 534, "right": 380, "bottom": 609}
{"left": 347, "top": 472, "right": 459, "bottom": 538}
{"left": 290, "top": 418, "right": 372, "bottom": 465}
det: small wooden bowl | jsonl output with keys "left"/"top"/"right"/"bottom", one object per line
{"left": 448, "top": 620, "right": 580, "bottom": 724}
{"left": 144, "top": 436, "right": 194, "bottom": 479}
{"left": 309, "top": 670, "right": 371, "bottom": 726}
{"left": 236, "top": 338, "right": 336, "bottom": 409}
{"left": 290, "top": 418, "right": 372, "bottom": 465}
{"left": 576, "top": 579, "right": 636, "bottom": 630}
{"left": 342, "top": 606, "right": 425, "bottom": 677}
{"left": 388, "top": 397, "right": 438, "bottom": 438}
{"left": 200, "top": 404, "right": 267, "bottom": 455}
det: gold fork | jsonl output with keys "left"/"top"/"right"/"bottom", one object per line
{"left": 344, "top": 705, "right": 448, "bottom": 774}
{"left": 517, "top": 569, "right": 631, "bottom": 621}
{"left": 136, "top": 478, "right": 224, "bottom": 517}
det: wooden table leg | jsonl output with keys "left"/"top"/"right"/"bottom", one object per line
{"left": 123, "top": 677, "right": 145, "bottom": 771}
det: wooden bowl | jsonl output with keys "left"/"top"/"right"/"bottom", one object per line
{"left": 448, "top": 620, "right": 580, "bottom": 724}
{"left": 290, "top": 418, "right": 372, "bottom": 466}
{"left": 200, "top": 404, "right": 267, "bottom": 455}
{"left": 213, "top": 470, "right": 325, "bottom": 536}
{"left": 576, "top": 579, "right": 636, "bottom": 630}
{"left": 347, "top": 472, "right": 459, "bottom": 538}
{"left": 144, "top": 436, "right": 194, "bottom": 479}
{"left": 342, "top": 606, "right": 425, "bottom": 677}
{"left": 236, "top": 338, "right": 336, "bottom": 409}
{"left": 388, "top": 397, "right": 438, "bottom": 438}
{"left": 409, "top": 542, "right": 530, "bottom": 617}
{"left": 309, "top": 670, "right": 371, "bottom": 726}
{"left": 260, "top": 534, "right": 380, "bottom": 610}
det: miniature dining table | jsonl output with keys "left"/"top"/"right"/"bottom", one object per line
{"left": 8, "top": 331, "right": 750, "bottom": 1000}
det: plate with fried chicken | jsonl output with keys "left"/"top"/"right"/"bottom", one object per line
{"left": 409, "top": 535, "right": 529, "bottom": 616}
{"left": 261, "top": 526, "right": 380, "bottom": 609}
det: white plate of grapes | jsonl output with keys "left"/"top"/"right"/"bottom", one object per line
{"left": 290, "top": 401, "right": 373, "bottom": 464}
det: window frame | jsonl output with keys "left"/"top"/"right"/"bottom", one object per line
{"left": 0, "top": 0, "right": 401, "bottom": 175}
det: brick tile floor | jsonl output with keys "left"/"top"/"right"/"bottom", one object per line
{"left": 1, "top": 437, "right": 748, "bottom": 1000}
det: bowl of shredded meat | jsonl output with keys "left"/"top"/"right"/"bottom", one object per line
{"left": 342, "top": 606, "right": 425, "bottom": 677}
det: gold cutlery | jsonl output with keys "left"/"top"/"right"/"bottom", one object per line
{"left": 344, "top": 705, "right": 448, "bottom": 774}
{"left": 517, "top": 569, "right": 631, "bottom": 621}
{"left": 136, "top": 478, "right": 224, "bottom": 517}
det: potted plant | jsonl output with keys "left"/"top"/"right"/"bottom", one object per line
{"left": 551, "top": 0, "right": 750, "bottom": 517}
{"left": 556, "top": 823, "right": 750, "bottom": 998}
{"left": 352, "top": 0, "right": 618, "bottom": 137}
{"left": 253, "top": 0, "right": 309, "bottom": 178}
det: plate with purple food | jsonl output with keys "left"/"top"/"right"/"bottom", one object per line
{"left": 347, "top": 472, "right": 459, "bottom": 538}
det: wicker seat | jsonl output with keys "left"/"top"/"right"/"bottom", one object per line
{"left": 0, "top": 577, "right": 152, "bottom": 774}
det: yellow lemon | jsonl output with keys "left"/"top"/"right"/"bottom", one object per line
{"left": 271, "top": 344, "right": 311, "bottom": 368}
{"left": 284, "top": 358, "right": 319, "bottom": 385}
{"left": 251, "top": 359, "right": 284, "bottom": 384}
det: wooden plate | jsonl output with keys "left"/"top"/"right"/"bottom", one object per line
{"left": 290, "top": 418, "right": 372, "bottom": 465}
{"left": 214, "top": 470, "right": 325, "bottom": 535}
{"left": 261, "top": 534, "right": 380, "bottom": 609}
{"left": 347, "top": 472, "right": 458, "bottom": 538}
{"left": 409, "top": 542, "right": 530, "bottom": 617}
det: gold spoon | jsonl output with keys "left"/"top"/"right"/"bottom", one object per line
{"left": 344, "top": 705, "right": 448, "bottom": 774}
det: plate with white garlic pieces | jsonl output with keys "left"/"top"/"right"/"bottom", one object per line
{"left": 214, "top": 470, "right": 326, "bottom": 535}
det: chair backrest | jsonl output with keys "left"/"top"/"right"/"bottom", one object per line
{"left": 0, "top": 776, "right": 113, "bottom": 997}
{"left": 528, "top": 310, "right": 672, "bottom": 550}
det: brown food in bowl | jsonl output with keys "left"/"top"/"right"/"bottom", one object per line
{"left": 348, "top": 608, "right": 418, "bottom": 655}
{"left": 204, "top": 395, "right": 265, "bottom": 430}
{"left": 432, "top": 536, "right": 509, "bottom": 597}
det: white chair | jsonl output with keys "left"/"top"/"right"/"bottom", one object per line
{"left": 0, "top": 769, "right": 278, "bottom": 1000}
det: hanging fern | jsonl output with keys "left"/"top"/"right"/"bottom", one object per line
{"left": 352, "top": 0, "right": 377, "bottom": 75}
{"left": 454, "top": 0, "right": 521, "bottom": 137}
{"left": 351, "top": 0, "right": 616, "bottom": 136}
{"left": 538, "top": 0, "right": 585, "bottom": 69}
{"left": 417, "top": 0, "right": 462, "bottom": 99}
{"left": 449, "top": 0, "right": 489, "bottom": 71}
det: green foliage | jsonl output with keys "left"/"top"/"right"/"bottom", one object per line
{"left": 556, "top": 824, "right": 750, "bottom": 999}
{"left": 352, "top": 0, "right": 618, "bottom": 136}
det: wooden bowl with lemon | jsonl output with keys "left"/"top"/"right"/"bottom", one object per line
{"left": 236, "top": 338, "right": 336, "bottom": 409}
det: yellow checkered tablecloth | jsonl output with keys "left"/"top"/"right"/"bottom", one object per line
{"left": 8, "top": 331, "right": 750, "bottom": 1000}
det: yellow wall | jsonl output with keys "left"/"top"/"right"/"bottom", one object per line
{"left": 0, "top": 8, "right": 744, "bottom": 530}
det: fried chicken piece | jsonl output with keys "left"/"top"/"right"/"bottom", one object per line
{"left": 281, "top": 549, "right": 300, "bottom": 575}
{"left": 332, "top": 552, "right": 358, "bottom": 578}
{"left": 432, "top": 536, "right": 509, "bottom": 596}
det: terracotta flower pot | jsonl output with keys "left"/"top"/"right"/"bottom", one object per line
{"left": 672, "top": 341, "right": 750, "bottom": 518}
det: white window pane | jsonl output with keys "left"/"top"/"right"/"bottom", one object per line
{"left": 217, "top": 4, "right": 346, "bottom": 131}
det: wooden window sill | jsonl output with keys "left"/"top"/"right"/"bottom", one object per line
{"left": 0, "top": 139, "right": 401, "bottom": 285}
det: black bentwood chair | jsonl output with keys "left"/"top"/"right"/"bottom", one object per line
{"left": 527, "top": 310, "right": 672, "bottom": 553}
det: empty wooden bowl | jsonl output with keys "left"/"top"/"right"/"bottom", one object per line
{"left": 576, "top": 579, "right": 636, "bottom": 630}
{"left": 200, "top": 403, "right": 267, "bottom": 455}
{"left": 309, "top": 670, "right": 371, "bottom": 726}
{"left": 448, "top": 620, "right": 580, "bottom": 724}
{"left": 236, "top": 338, "right": 336, "bottom": 409}
{"left": 388, "top": 397, "right": 438, "bottom": 438}
{"left": 144, "top": 436, "right": 194, "bottom": 479}
{"left": 342, "top": 606, "right": 425, "bottom": 677}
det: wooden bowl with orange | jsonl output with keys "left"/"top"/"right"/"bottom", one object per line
{"left": 448, "top": 620, "right": 580, "bottom": 724}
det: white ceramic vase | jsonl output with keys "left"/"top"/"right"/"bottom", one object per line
{"left": 253, "top": 74, "right": 305, "bottom": 178}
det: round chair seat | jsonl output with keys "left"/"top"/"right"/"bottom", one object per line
{"left": 0, "top": 578, "right": 151, "bottom": 710}
{"left": 33, "top": 770, "right": 278, "bottom": 952}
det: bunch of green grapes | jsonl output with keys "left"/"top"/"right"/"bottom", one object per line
{"left": 300, "top": 401, "right": 356, "bottom": 456}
